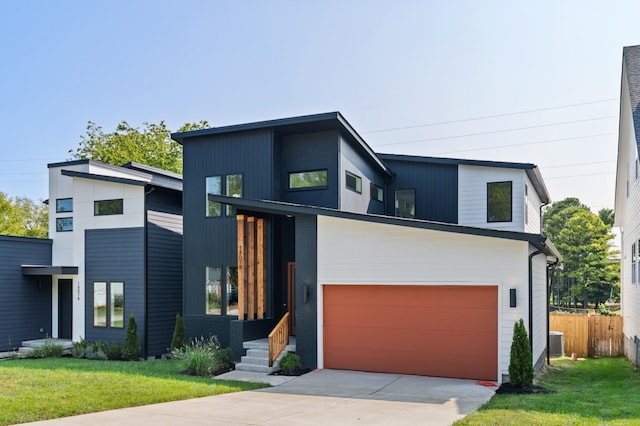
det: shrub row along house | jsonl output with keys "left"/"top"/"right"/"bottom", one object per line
{"left": 1, "top": 112, "right": 560, "bottom": 382}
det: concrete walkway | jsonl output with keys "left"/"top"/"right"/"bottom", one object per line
{"left": 25, "top": 370, "right": 497, "bottom": 425}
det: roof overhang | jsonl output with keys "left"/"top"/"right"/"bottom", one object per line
{"left": 210, "top": 195, "right": 562, "bottom": 263}
{"left": 22, "top": 265, "right": 79, "bottom": 276}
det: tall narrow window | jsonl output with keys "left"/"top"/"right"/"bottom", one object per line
{"left": 487, "top": 181, "right": 512, "bottom": 223}
{"left": 345, "top": 171, "right": 362, "bottom": 193}
{"left": 206, "top": 176, "right": 222, "bottom": 217}
{"left": 395, "top": 189, "right": 415, "bottom": 218}
{"left": 225, "top": 174, "right": 243, "bottom": 215}
{"left": 94, "top": 199, "right": 123, "bottom": 216}
{"left": 226, "top": 266, "right": 239, "bottom": 316}
{"left": 93, "top": 282, "right": 107, "bottom": 327}
{"left": 110, "top": 282, "right": 124, "bottom": 328}
{"left": 206, "top": 266, "right": 222, "bottom": 315}
{"left": 289, "top": 170, "right": 328, "bottom": 189}
{"left": 56, "top": 198, "right": 73, "bottom": 213}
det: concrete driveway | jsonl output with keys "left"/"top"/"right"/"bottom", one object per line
{"left": 26, "top": 370, "right": 496, "bottom": 425}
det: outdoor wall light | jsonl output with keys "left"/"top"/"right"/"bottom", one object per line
{"left": 510, "top": 288, "right": 517, "bottom": 308}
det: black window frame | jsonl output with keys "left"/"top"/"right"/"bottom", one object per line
{"left": 394, "top": 188, "right": 416, "bottom": 219}
{"left": 56, "top": 198, "right": 73, "bottom": 213}
{"left": 205, "top": 265, "right": 238, "bottom": 316}
{"left": 345, "top": 170, "right": 362, "bottom": 194}
{"left": 370, "top": 183, "right": 384, "bottom": 202}
{"left": 288, "top": 169, "right": 328, "bottom": 190}
{"left": 93, "top": 281, "right": 125, "bottom": 329}
{"left": 56, "top": 217, "right": 73, "bottom": 232}
{"left": 94, "top": 199, "right": 124, "bottom": 216}
{"left": 487, "top": 181, "right": 513, "bottom": 223}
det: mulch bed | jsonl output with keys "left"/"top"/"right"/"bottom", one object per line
{"left": 495, "top": 383, "right": 555, "bottom": 394}
{"left": 270, "top": 367, "right": 313, "bottom": 377}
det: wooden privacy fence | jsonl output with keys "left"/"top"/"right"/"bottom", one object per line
{"left": 550, "top": 313, "right": 623, "bottom": 358}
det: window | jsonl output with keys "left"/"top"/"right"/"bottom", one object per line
{"left": 206, "top": 265, "right": 238, "bottom": 316}
{"left": 56, "top": 217, "right": 73, "bottom": 232}
{"left": 94, "top": 282, "right": 107, "bottom": 327}
{"left": 56, "top": 198, "right": 73, "bottom": 213}
{"left": 487, "top": 181, "right": 512, "bottom": 223}
{"left": 110, "top": 282, "right": 124, "bottom": 328}
{"left": 370, "top": 183, "right": 384, "bottom": 202}
{"left": 225, "top": 174, "right": 243, "bottom": 215}
{"left": 94, "top": 199, "right": 123, "bottom": 216}
{"left": 94, "top": 281, "right": 125, "bottom": 328}
{"left": 289, "top": 170, "right": 328, "bottom": 189}
{"left": 345, "top": 171, "right": 362, "bottom": 193}
{"left": 206, "top": 266, "right": 222, "bottom": 314}
{"left": 395, "top": 189, "right": 415, "bottom": 218}
{"left": 206, "top": 176, "right": 222, "bottom": 217}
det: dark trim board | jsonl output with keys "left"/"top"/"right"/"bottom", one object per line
{"left": 22, "top": 265, "right": 79, "bottom": 275}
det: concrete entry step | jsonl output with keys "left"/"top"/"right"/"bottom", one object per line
{"left": 235, "top": 337, "right": 296, "bottom": 373}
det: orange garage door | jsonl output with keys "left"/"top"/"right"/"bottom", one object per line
{"left": 323, "top": 285, "right": 497, "bottom": 381}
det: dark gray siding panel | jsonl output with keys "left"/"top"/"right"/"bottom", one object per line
{"left": 385, "top": 160, "right": 458, "bottom": 223}
{"left": 146, "top": 209, "right": 182, "bottom": 356}
{"left": 0, "top": 236, "right": 52, "bottom": 350}
{"left": 85, "top": 228, "right": 145, "bottom": 351}
{"left": 182, "top": 129, "right": 274, "bottom": 316}
{"left": 294, "top": 215, "right": 317, "bottom": 368}
{"left": 276, "top": 131, "right": 339, "bottom": 209}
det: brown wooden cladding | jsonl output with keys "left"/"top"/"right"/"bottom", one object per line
{"left": 237, "top": 215, "right": 267, "bottom": 320}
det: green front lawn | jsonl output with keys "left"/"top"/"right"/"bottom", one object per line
{"left": 0, "top": 358, "right": 266, "bottom": 425}
{"left": 457, "top": 357, "right": 640, "bottom": 425}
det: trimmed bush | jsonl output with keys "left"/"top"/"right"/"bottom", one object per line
{"left": 122, "top": 314, "right": 141, "bottom": 360}
{"left": 509, "top": 318, "right": 534, "bottom": 387}
{"left": 170, "top": 313, "right": 186, "bottom": 351}
{"left": 278, "top": 353, "right": 301, "bottom": 375}
{"left": 215, "top": 347, "right": 233, "bottom": 370}
{"left": 102, "top": 341, "right": 123, "bottom": 360}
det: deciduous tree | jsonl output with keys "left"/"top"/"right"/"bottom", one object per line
{"left": 0, "top": 192, "right": 48, "bottom": 238}
{"left": 68, "top": 120, "right": 210, "bottom": 174}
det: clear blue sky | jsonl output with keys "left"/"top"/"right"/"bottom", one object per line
{"left": 1, "top": 1, "right": 637, "bottom": 213}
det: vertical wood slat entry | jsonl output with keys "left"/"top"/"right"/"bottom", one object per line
{"left": 236, "top": 215, "right": 267, "bottom": 320}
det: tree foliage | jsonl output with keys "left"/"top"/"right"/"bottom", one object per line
{"left": 598, "top": 208, "right": 615, "bottom": 227}
{"left": 0, "top": 192, "right": 48, "bottom": 238}
{"left": 509, "top": 319, "right": 534, "bottom": 387}
{"left": 170, "top": 313, "right": 186, "bottom": 352}
{"left": 68, "top": 120, "right": 210, "bottom": 174}
{"left": 543, "top": 198, "right": 619, "bottom": 307}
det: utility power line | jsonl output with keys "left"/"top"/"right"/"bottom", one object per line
{"left": 363, "top": 98, "right": 617, "bottom": 134}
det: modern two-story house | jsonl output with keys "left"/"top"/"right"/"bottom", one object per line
{"left": 172, "top": 112, "right": 560, "bottom": 382}
{"left": 0, "top": 160, "right": 183, "bottom": 356}
{"left": 615, "top": 44, "right": 640, "bottom": 366}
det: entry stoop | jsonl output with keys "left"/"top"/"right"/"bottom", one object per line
{"left": 235, "top": 337, "right": 296, "bottom": 373}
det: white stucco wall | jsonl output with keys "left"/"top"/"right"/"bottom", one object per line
{"left": 316, "top": 215, "right": 545, "bottom": 382}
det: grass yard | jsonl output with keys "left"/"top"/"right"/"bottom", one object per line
{"left": 0, "top": 358, "right": 267, "bottom": 425}
{"left": 456, "top": 357, "right": 640, "bottom": 425}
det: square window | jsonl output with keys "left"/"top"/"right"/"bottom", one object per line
{"left": 56, "top": 198, "right": 73, "bottom": 213}
{"left": 487, "top": 181, "right": 512, "bottom": 223}
{"left": 289, "top": 170, "right": 328, "bottom": 189}
{"left": 395, "top": 189, "right": 415, "bottom": 218}
{"left": 370, "top": 183, "right": 384, "bottom": 202}
{"left": 206, "top": 176, "right": 222, "bottom": 217}
{"left": 345, "top": 171, "right": 362, "bottom": 193}
{"left": 56, "top": 217, "right": 73, "bottom": 232}
{"left": 94, "top": 199, "right": 123, "bottom": 216}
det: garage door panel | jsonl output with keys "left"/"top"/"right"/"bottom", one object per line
{"left": 323, "top": 285, "right": 497, "bottom": 381}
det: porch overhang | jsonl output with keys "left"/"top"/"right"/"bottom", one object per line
{"left": 21, "top": 265, "right": 79, "bottom": 276}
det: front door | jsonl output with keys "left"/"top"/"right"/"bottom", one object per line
{"left": 287, "top": 262, "right": 296, "bottom": 335}
{"left": 58, "top": 279, "right": 73, "bottom": 339}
